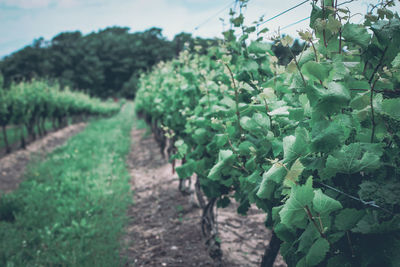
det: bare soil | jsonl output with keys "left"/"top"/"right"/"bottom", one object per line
{"left": 0, "top": 123, "right": 86, "bottom": 194}
{"left": 122, "top": 128, "right": 286, "bottom": 267}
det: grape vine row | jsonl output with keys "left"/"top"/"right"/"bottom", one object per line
{"left": 135, "top": 1, "right": 400, "bottom": 266}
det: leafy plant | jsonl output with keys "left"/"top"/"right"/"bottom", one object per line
{"left": 135, "top": 0, "right": 400, "bottom": 266}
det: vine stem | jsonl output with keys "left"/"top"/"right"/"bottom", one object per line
{"left": 260, "top": 231, "right": 282, "bottom": 267}
{"left": 346, "top": 231, "right": 355, "bottom": 258}
{"left": 321, "top": 0, "right": 328, "bottom": 48}
{"left": 370, "top": 78, "right": 378, "bottom": 143}
{"left": 338, "top": 28, "right": 342, "bottom": 54}
{"left": 309, "top": 39, "right": 319, "bottom": 62}
{"left": 227, "top": 138, "right": 249, "bottom": 174}
{"left": 305, "top": 205, "right": 328, "bottom": 240}
{"left": 288, "top": 49, "right": 307, "bottom": 87}
{"left": 224, "top": 63, "right": 243, "bottom": 136}
{"left": 251, "top": 82, "right": 275, "bottom": 136}
{"left": 369, "top": 45, "right": 389, "bottom": 84}
{"left": 368, "top": 44, "right": 388, "bottom": 143}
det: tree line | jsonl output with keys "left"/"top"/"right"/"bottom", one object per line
{"left": 0, "top": 27, "right": 303, "bottom": 99}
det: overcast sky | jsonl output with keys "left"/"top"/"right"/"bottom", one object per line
{"left": 0, "top": 0, "right": 398, "bottom": 58}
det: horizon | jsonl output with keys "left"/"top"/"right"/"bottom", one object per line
{"left": 0, "top": 0, "right": 395, "bottom": 58}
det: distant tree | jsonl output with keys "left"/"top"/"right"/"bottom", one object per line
{"left": 0, "top": 27, "right": 219, "bottom": 98}
{"left": 1, "top": 38, "right": 51, "bottom": 87}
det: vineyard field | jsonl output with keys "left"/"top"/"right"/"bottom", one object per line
{"left": 0, "top": 0, "right": 399, "bottom": 266}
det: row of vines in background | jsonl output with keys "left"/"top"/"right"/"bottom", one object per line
{"left": 0, "top": 78, "right": 121, "bottom": 153}
{"left": 135, "top": 0, "right": 400, "bottom": 266}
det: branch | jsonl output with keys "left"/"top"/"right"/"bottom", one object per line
{"left": 224, "top": 63, "right": 243, "bottom": 136}
{"left": 305, "top": 205, "right": 327, "bottom": 239}
{"left": 369, "top": 45, "right": 388, "bottom": 84}
{"left": 370, "top": 78, "right": 378, "bottom": 143}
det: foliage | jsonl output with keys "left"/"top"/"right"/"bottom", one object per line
{"left": 0, "top": 103, "right": 135, "bottom": 266}
{"left": 135, "top": 1, "right": 400, "bottom": 266}
{"left": 0, "top": 79, "right": 120, "bottom": 152}
{"left": 0, "top": 28, "right": 218, "bottom": 98}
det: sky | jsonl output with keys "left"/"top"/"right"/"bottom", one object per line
{"left": 0, "top": 0, "right": 398, "bottom": 58}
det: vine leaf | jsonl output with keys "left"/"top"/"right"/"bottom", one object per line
{"left": 306, "top": 237, "right": 330, "bottom": 266}
{"left": 392, "top": 52, "right": 400, "bottom": 68}
{"left": 194, "top": 128, "right": 209, "bottom": 145}
{"left": 302, "top": 61, "right": 330, "bottom": 82}
{"left": 322, "top": 143, "right": 383, "bottom": 179}
{"left": 306, "top": 82, "right": 351, "bottom": 115}
{"left": 283, "top": 127, "right": 309, "bottom": 163}
{"left": 311, "top": 119, "right": 347, "bottom": 153}
{"left": 298, "top": 223, "right": 319, "bottom": 253}
{"left": 248, "top": 41, "right": 272, "bottom": 54}
{"left": 256, "top": 163, "right": 286, "bottom": 199}
{"left": 342, "top": 23, "right": 371, "bottom": 49}
{"left": 312, "top": 189, "right": 342, "bottom": 214}
{"left": 176, "top": 160, "right": 196, "bottom": 179}
{"left": 284, "top": 158, "right": 304, "bottom": 187}
{"left": 208, "top": 150, "right": 234, "bottom": 181}
{"left": 381, "top": 98, "right": 400, "bottom": 121}
{"left": 334, "top": 208, "right": 365, "bottom": 231}
{"left": 279, "top": 177, "right": 314, "bottom": 229}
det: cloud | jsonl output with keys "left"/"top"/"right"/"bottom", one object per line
{"left": 0, "top": 0, "right": 96, "bottom": 9}
{"left": 0, "top": 0, "right": 52, "bottom": 9}
{"left": 58, "top": 0, "right": 80, "bottom": 8}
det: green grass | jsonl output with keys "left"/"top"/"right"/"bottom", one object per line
{"left": 135, "top": 118, "right": 151, "bottom": 137}
{"left": 0, "top": 103, "right": 135, "bottom": 266}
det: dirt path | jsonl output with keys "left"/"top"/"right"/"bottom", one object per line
{"left": 0, "top": 123, "right": 86, "bottom": 194}
{"left": 123, "top": 128, "right": 286, "bottom": 267}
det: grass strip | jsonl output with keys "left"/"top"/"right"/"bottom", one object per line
{"left": 0, "top": 103, "right": 135, "bottom": 266}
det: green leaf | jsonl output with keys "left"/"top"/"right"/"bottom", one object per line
{"left": 381, "top": 98, "right": 400, "bottom": 120}
{"left": 312, "top": 189, "right": 342, "bottom": 214}
{"left": 208, "top": 150, "right": 235, "bottom": 181}
{"left": 275, "top": 222, "right": 296, "bottom": 242}
{"left": 248, "top": 41, "right": 272, "bottom": 54}
{"left": 284, "top": 159, "right": 305, "bottom": 187}
{"left": 238, "top": 140, "right": 256, "bottom": 155}
{"left": 350, "top": 91, "right": 370, "bottom": 110}
{"left": 323, "top": 143, "right": 383, "bottom": 179}
{"left": 335, "top": 208, "right": 365, "bottom": 231}
{"left": 298, "top": 223, "right": 319, "bottom": 253}
{"left": 193, "top": 128, "right": 208, "bottom": 145}
{"left": 306, "top": 237, "right": 330, "bottom": 266}
{"left": 392, "top": 52, "right": 400, "bottom": 68}
{"left": 231, "top": 14, "right": 244, "bottom": 27}
{"left": 302, "top": 61, "right": 330, "bottom": 82}
{"left": 175, "top": 139, "right": 188, "bottom": 157}
{"left": 311, "top": 119, "right": 343, "bottom": 153}
{"left": 279, "top": 177, "right": 314, "bottom": 228}
{"left": 326, "top": 16, "right": 341, "bottom": 34}
{"left": 327, "top": 255, "right": 352, "bottom": 267}
{"left": 243, "top": 59, "right": 259, "bottom": 72}
{"left": 310, "top": 4, "right": 323, "bottom": 29}
{"left": 214, "top": 134, "right": 228, "bottom": 148}
{"left": 342, "top": 23, "right": 371, "bottom": 48}
{"left": 240, "top": 116, "right": 258, "bottom": 131}
{"left": 296, "top": 257, "right": 307, "bottom": 267}
{"left": 257, "top": 163, "right": 286, "bottom": 199}
{"left": 306, "top": 82, "right": 351, "bottom": 115}
{"left": 289, "top": 108, "right": 304, "bottom": 121}
{"left": 297, "top": 48, "right": 316, "bottom": 67}
{"left": 283, "top": 128, "right": 309, "bottom": 163}
{"left": 353, "top": 213, "right": 400, "bottom": 234}
{"left": 253, "top": 112, "right": 270, "bottom": 128}
{"left": 175, "top": 160, "right": 196, "bottom": 178}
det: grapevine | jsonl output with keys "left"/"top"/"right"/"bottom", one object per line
{"left": 135, "top": 1, "right": 400, "bottom": 266}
